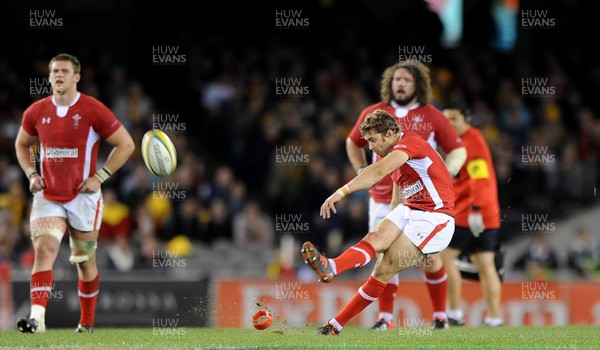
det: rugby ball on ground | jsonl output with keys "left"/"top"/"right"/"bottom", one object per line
{"left": 252, "top": 310, "right": 273, "bottom": 330}
{"left": 141, "top": 129, "right": 177, "bottom": 177}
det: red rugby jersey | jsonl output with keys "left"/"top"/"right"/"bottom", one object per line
{"left": 22, "top": 93, "right": 121, "bottom": 202}
{"left": 390, "top": 132, "right": 455, "bottom": 216}
{"left": 452, "top": 127, "right": 501, "bottom": 228}
{"left": 348, "top": 102, "right": 463, "bottom": 203}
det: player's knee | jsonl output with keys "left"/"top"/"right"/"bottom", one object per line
{"left": 76, "top": 260, "right": 91, "bottom": 272}
{"left": 69, "top": 237, "right": 97, "bottom": 265}
{"left": 363, "top": 231, "right": 388, "bottom": 251}
{"left": 373, "top": 257, "right": 396, "bottom": 279}
{"left": 31, "top": 229, "right": 63, "bottom": 260}
{"left": 420, "top": 255, "right": 442, "bottom": 273}
{"left": 34, "top": 243, "right": 58, "bottom": 261}
{"left": 31, "top": 227, "right": 65, "bottom": 243}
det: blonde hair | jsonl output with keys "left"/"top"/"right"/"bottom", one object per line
{"left": 359, "top": 109, "right": 400, "bottom": 136}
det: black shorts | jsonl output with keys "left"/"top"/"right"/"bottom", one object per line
{"left": 456, "top": 248, "right": 505, "bottom": 282}
{"left": 448, "top": 226, "right": 500, "bottom": 253}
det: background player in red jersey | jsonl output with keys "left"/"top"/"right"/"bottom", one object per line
{"left": 14, "top": 53, "right": 135, "bottom": 333}
{"left": 302, "top": 109, "right": 456, "bottom": 335}
{"left": 346, "top": 60, "right": 466, "bottom": 329}
{"left": 440, "top": 102, "right": 503, "bottom": 327}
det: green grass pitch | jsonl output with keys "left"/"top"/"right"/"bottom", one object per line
{"left": 0, "top": 325, "right": 598, "bottom": 349}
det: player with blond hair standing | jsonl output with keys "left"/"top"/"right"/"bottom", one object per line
{"left": 302, "top": 109, "right": 456, "bottom": 335}
{"left": 346, "top": 60, "right": 466, "bottom": 329}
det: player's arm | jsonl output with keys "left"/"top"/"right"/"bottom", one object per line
{"left": 78, "top": 125, "right": 135, "bottom": 192}
{"left": 100, "top": 125, "right": 135, "bottom": 176}
{"left": 346, "top": 137, "right": 368, "bottom": 174}
{"left": 465, "top": 143, "right": 493, "bottom": 236}
{"left": 15, "top": 127, "right": 45, "bottom": 192}
{"left": 346, "top": 109, "right": 370, "bottom": 174}
{"left": 432, "top": 112, "right": 467, "bottom": 176}
{"left": 320, "top": 150, "right": 409, "bottom": 218}
{"left": 346, "top": 150, "right": 408, "bottom": 193}
{"left": 444, "top": 146, "right": 467, "bottom": 177}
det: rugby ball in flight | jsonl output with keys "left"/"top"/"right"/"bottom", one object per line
{"left": 141, "top": 129, "right": 177, "bottom": 177}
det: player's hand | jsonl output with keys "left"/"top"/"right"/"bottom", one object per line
{"left": 320, "top": 191, "right": 344, "bottom": 219}
{"left": 29, "top": 175, "right": 46, "bottom": 193}
{"left": 468, "top": 212, "right": 485, "bottom": 237}
{"left": 78, "top": 176, "right": 101, "bottom": 193}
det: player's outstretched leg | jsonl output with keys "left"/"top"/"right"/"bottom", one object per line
{"left": 301, "top": 242, "right": 335, "bottom": 283}
{"left": 301, "top": 240, "right": 376, "bottom": 282}
{"left": 319, "top": 233, "right": 423, "bottom": 335}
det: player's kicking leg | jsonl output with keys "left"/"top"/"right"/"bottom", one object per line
{"left": 312, "top": 205, "right": 455, "bottom": 335}
{"left": 301, "top": 219, "right": 402, "bottom": 283}
{"left": 316, "top": 232, "right": 425, "bottom": 335}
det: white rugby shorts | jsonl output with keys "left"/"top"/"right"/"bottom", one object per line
{"left": 384, "top": 204, "right": 454, "bottom": 255}
{"left": 368, "top": 198, "right": 391, "bottom": 231}
{"left": 31, "top": 190, "right": 104, "bottom": 232}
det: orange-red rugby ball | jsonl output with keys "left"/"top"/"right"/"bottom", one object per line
{"left": 252, "top": 310, "right": 273, "bottom": 330}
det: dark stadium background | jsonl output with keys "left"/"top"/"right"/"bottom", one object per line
{"left": 1, "top": 0, "right": 599, "bottom": 328}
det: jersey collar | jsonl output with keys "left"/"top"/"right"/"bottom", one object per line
{"left": 390, "top": 101, "right": 420, "bottom": 118}
{"left": 52, "top": 92, "right": 81, "bottom": 107}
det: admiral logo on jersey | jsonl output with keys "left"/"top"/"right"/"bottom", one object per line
{"left": 403, "top": 181, "right": 424, "bottom": 198}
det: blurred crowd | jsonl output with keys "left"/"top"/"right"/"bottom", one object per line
{"left": 0, "top": 1, "right": 600, "bottom": 280}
